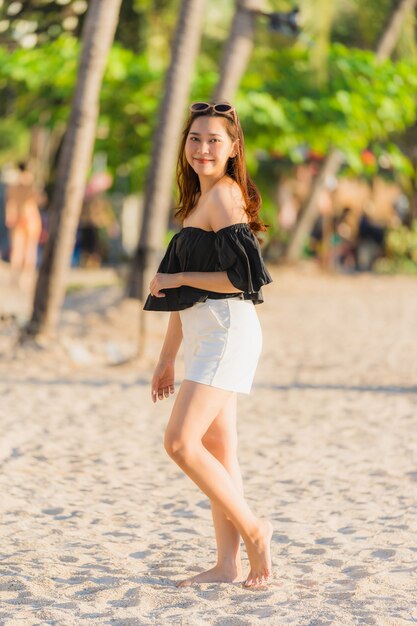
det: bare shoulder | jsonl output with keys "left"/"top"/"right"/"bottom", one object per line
{"left": 206, "top": 177, "right": 248, "bottom": 231}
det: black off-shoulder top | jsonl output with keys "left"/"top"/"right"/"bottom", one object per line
{"left": 143, "top": 222, "right": 273, "bottom": 312}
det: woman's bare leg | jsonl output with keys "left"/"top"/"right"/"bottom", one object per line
{"left": 20, "top": 234, "right": 39, "bottom": 291}
{"left": 203, "top": 392, "right": 244, "bottom": 574}
{"left": 23, "top": 236, "right": 39, "bottom": 271}
{"left": 9, "top": 227, "right": 25, "bottom": 286}
{"left": 177, "top": 393, "right": 244, "bottom": 586}
{"left": 164, "top": 380, "right": 273, "bottom": 587}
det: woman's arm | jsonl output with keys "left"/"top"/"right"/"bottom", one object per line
{"left": 5, "top": 189, "right": 17, "bottom": 228}
{"left": 151, "top": 311, "right": 183, "bottom": 402}
{"left": 149, "top": 271, "right": 241, "bottom": 298}
{"left": 149, "top": 271, "right": 240, "bottom": 298}
{"left": 180, "top": 271, "right": 241, "bottom": 293}
{"left": 159, "top": 311, "right": 183, "bottom": 362}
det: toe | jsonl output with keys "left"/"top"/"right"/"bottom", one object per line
{"left": 243, "top": 573, "right": 271, "bottom": 589}
{"left": 243, "top": 575, "right": 257, "bottom": 588}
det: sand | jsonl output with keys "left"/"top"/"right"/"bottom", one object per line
{"left": 0, "top": 261, "right": 416, "bottom": 625}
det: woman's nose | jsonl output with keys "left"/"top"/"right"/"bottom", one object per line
{"left": 197, "top": 142, "right": 210, "bottom": 153}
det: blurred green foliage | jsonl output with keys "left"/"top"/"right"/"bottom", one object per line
{"left": 0, "top": 35, "right": 163, "bottom": 186}
{"left": 238, "top": 43, "right": 417, "bottom": 175}
{"left": 0, "top": 117, "right": 30, "bottom": 163}
{"left": 1, "top": 34, "right": 416, "bottom": 176}
{"left": 0, "top": 1, "right": 417, "bottom": 213}
{"left": 374, "top": 221, "right": 417, "bottom": 274}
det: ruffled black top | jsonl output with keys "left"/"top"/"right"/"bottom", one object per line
{"left": 143, "top": 223, "right": 273, "bottom": 312}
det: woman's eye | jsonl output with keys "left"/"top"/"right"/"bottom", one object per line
{"left": 189, "top": 137, "right": 220, "bottom": 142}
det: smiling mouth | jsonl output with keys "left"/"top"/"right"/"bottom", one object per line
{"left": 194, "top": 158, "right": 213, "bottom": 163}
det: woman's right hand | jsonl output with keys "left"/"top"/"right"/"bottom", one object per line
{"left": 151, "top": 359, "right": 175, "bottom": 403}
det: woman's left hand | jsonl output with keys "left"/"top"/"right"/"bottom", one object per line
{"left": 149, "top": 272, "right": 182, "bottom": 297}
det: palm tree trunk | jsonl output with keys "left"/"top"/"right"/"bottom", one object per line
{"left": 299, "top": 0, "right": 335, "bottom": 85}
{"left": 213, "top": 0, "right": 265, "bottom": 101}
{"left": 29, "top": 125, "right": 50, "bottom": 190}
{"left": 127, "top": 0, "right": 207, "bottom": 302}
{"left": 24, "top": 0, "right": 122, "bottom": 339}
{"left": 285, "top": 0, "right": 417, "bottom": 263}
{"left": 376, "top": 0, "right": 417, "bottom": 62}
{"left": 286, "top": 150, "right": 344, "bottom": 262}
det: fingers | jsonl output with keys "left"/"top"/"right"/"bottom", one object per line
{"left": 149, "top": 288, "right": 166, "bottom": 298}
{"left": 151, "top": 384, "right": 175, "bottom": 402}
{"left": 149, "top": 276, "right": 166, "bottom": 298}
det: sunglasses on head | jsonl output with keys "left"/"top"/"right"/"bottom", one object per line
{"left": 189, "top": 102, "right": 236, "bottom": 116}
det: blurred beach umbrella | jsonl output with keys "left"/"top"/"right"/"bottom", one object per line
{"left": 285, "top": 0, "right": 417, "bottom": 263}
{"left": 127, "top": 0, "right": 207, "bottom": 306}
{"left": 24, "top": 0, "right": 122, "bottom": 339}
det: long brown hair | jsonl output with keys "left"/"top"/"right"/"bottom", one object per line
{"left": 175, "top": 103, "right": 267, "bottom": 233}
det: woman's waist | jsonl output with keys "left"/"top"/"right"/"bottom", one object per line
{"left": 179, "top": 285, "right": 243, "bottom": 300}
{"left": 201, "top": 292, "right": 245, "bottom": 301}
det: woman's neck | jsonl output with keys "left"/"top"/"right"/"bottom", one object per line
{"left": 198, "top": 173, "right": 226, "bottom": 196}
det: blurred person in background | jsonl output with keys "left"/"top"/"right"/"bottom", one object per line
{"left": 78, "top": 172, "right": 117, "bottom": 267}
{"left": 308, "top": 185, "right": 335, "bottom": 268}
{"left": 5, "top": 162, "right": 42, "bottom": 289}
{"left": 330, "top": 207, "right": 357, "bottom": 273}
{"left": 356, "top": 207, "right": 386, "bottom": 271}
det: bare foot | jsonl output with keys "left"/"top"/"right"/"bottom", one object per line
{"left": 176, "top": 564, "right": 243, "bottom": 587}
{"left": 243, "top": 519, "right": 273, "bottom": 588}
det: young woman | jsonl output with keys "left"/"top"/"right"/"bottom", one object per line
{"left": 143, "top": 101, "right": 273, "bottom": 589}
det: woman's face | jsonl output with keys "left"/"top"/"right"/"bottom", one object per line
{"left": 185, "top": 116, "right": 238, "bottom": 178}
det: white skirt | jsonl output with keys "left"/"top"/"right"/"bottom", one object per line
{"left": 179, "top": 297, "right": 263, "bottom": 394}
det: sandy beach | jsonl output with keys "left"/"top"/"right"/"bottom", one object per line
{"left": 0, "top": 261, "right": 416, "bottom": 625}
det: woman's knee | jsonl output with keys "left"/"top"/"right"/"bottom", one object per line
{"left": 164, "top": 430, "right": 194, "bottom": 461}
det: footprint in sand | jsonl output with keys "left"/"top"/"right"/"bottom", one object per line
{"left": 42, "top": 507, "right": 65, "bottom": 516}
{"left": 371, "top": 549, "right": 396, "bottom": 559}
